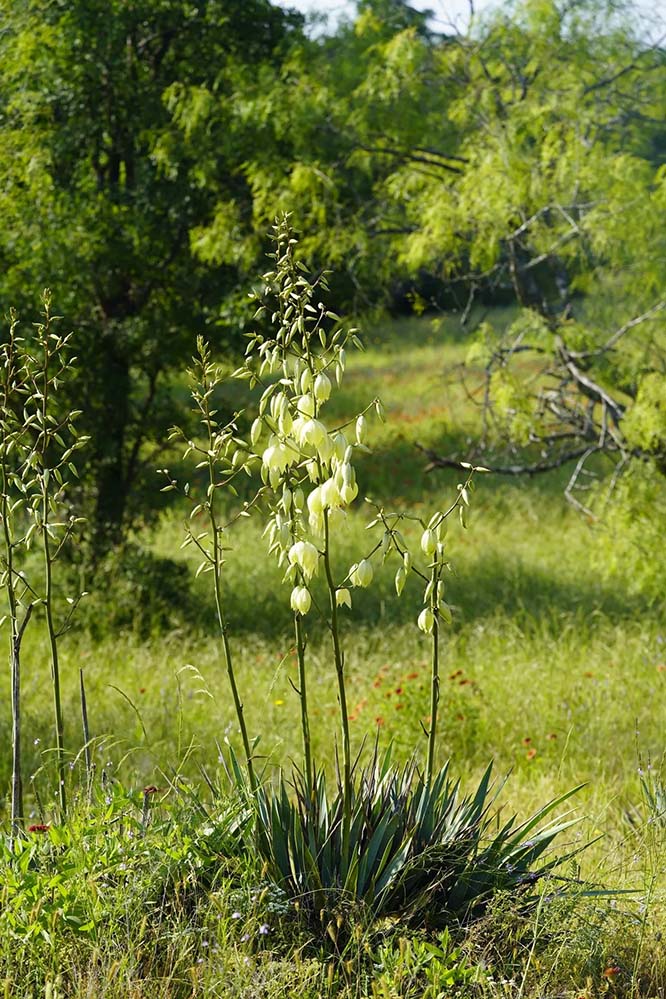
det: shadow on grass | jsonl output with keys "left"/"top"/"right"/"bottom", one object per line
{"left": 188, "top": 544, "right": 655, "bottom": 646}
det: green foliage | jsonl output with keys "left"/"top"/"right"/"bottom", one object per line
{"left": 0, "top": 0, "right": 304, "bottom": 554}
{"left": 252, "top": 755, "right": 583, "bottom": 926}
{"left": 371, "top": 928, "right": 485, "bottom": 997}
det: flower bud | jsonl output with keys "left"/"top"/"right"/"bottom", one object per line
{"left": 314, "top": 372, "right": 332, "bottom": 402}
{"left": 250, "top": 418, "right": 262, "bottom": 446}
{"left": 355, "top": 414, "right": 366, "bottom": 445}
{"left": 350, "top": 558, "right": 373, "bottom": 588}
{"left": 421, "top": 529, "right": 436, "bottom": 557}
{"left": 417, "top": 608, "right": 434, "bottom": 634}
{"left": 298, "top": 394, "right": 315, "bottom": 418}
{"left": 395, "top": 566, "right": 406, "bottom": 596}
{"left": 332, "top": 432, "right": 347, "bottom": 461}
{"left": 279, "top": 408, "right": 293, "bottom": 435}
{"left": 290, "top": 585, "right": 311, "bottom": 615}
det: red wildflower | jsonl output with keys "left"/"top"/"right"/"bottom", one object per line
{"left": 27, "top": 824, "right": 50, "bottom": 834}
{"left": 522, "top": 737, "right": 532, "bottom": 745}
{"left": 375, "top": 717, "right": 385, "bottom": 727}
{"left": 602, "top": 966, "right": 621, "bottom": 980}
{"left": 143, "top": 785, "right": 160, "bottom": 795}
{"left": 406, "top": 671, "right": 419, "bottom": 680}
{"left": 526, "top": 749, "right": 537, "bottom": 760}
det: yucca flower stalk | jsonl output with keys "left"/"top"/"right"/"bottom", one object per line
{"left": 165, "top": 340, "right": 260, "bottom": 793}
{"left": 241, "top": 216, "right": 381, "bottom": 817}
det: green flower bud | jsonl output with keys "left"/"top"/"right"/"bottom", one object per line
{"left": 417, "top": 607, "right": 434, "bottom": 634}
{"left": 421, "top": 529, "right": 436, "bottom": 556}
{"left": 250, "top": 418, "right": 262, "bottom": 446}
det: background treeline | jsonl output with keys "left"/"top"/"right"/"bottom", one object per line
{"left": 1, "top": 0, "right": 665, "bottom": 563}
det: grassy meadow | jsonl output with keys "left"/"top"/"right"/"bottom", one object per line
{"left": 2, "top": 312, "right": 666, "bottom": 997}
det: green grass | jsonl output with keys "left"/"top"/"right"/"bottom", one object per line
{"left": 2, "top": 311, "right": 666, "bottom": 996}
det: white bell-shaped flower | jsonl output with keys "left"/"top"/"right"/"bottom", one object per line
{"left": 288, "top": 540, "right": 319, "bottom": 580}
{"left": 290, "top": 585, "right": 312, "bottom": 615}
{"left": 314, "top": 372, "right": 332, "bottom": 402}
{"left": 350, "top": 559, "right": 373, "bottom": 588}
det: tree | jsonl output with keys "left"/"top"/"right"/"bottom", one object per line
{"left": 0, "top": 0, "right": 303, "bottom": 556}
{"left": 227, "top": 0, "right": 666, "bottom": 512}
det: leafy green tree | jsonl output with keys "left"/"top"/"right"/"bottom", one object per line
{"left": 0, "top": 0, "right": 303, "bottom": 555}
{"left": 217, "top": 0, "right": 666, "bottom": 512}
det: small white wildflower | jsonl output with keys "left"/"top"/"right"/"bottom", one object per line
{"left": 336, "top": 587, "right": 352, "bottom": 608}
{"left": 350, "top": 559, "right": 373, "bottom": 588}
{"left": 290, "top": 586, "right": 311, "bottom": 615}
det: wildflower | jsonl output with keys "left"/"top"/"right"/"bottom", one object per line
{"left": 143, "top": 785, "right": 159, "bottom": 795}
{"left": 406, "top": 671, "right": 419, "bottom": 680}
{"left": 417, "top": 607, "right": 434, "bottom": 634}
{"left": 335, "top": 587, "right": 352, "bottom": 608}
{"left": 288, "top": 540, "right": 319, "bottom": 580}
{"left": 231, "top": 911, "right": 242, "bottom": 920}
{"left": 375, "top": 716, "right": 385, "bottom": 727}
{"left": 259, "top": 924, "right": 270, "bottom": 935}
{"left": 356, "top": 414, "right": 366, "bottom": 444}
{"left": 290, "top": 586, "right": 311, "bottom": 615}
{"left": 299, "top": 418, "right": 327, "bottom": 450}
{"left": 602, "top": 966, "right": 621, "bottom": 980}
{"left": 314, "top": 372, "right": 331, "bottom": 402}
{"left": 274, "top": 699, "right": 284, "bottom": 706}
{"left": 350, "top": 559, "right": 373, "bottom": 588}
{"left": 296, "top": 393, "right": 315, "bottom": 418}
{"left": 321, "top": 476, "right": 342, "bottom": 509}
{"left": 27, "top": 824, "right": 50, "bottom": 834}
{"left": 526, "top": 749, "right": 537, "bottom": 761}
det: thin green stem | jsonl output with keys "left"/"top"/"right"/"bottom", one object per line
{"left": 39, "top": 319, "right": 67, "bottom": 819}
{"left": 3, "top": 470, "right": 22, "bottom": 838}
{"left": 294, "top": 608, "right": 313, "bottom": 794}
{"left": 426, "top": 572, "right": 440, "bottom": 786}
{"left": 323, "top": 510, "right": 351, "bottom": 813}
{"left": 208, "top": 457, "right": 256, "bottom": 793}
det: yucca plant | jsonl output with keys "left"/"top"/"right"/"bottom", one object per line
{"left": 252, "top": 750, "right": 583, "bottom": 926}
{"left": 171, "top": 217, "right": 584, "bottom": 930}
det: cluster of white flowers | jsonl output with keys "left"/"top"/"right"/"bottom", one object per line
{"left": 250, "top": 339, "right": 376, "bottom": 616}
